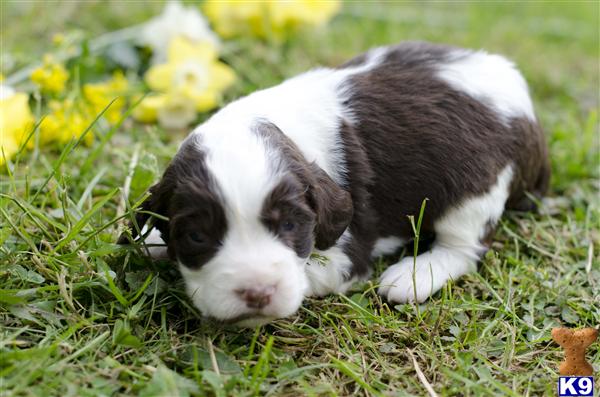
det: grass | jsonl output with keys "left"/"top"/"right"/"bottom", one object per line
{"left": 1, "top": 2, "right": 599, "bottom": 396}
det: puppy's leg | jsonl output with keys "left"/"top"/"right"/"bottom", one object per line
{"left": 379, "top": 166, "right": 514, "bottom": 303}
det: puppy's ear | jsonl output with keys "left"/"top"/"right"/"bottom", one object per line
{"left": 118, "top": 179, "right": 172, "bottom": 245}
{"left": 308, "top": 164, "right": 353, "bottom": 250}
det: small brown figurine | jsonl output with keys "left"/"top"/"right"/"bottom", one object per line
{"left": 551, "top": 327, "right": 598, "bottom": 376}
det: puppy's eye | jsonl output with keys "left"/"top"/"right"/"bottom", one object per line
{"left": 188, "top": 231, "right": 204, "bottom": 244}
{"left": 281, "top": 221, "right": 295, "bottom": 232}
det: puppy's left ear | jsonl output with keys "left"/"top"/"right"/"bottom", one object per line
{"left": 308, "top": 164, "right": 353, "bottom": 250}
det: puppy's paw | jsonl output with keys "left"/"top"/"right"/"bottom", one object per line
{"left": 378, "top": 254, "right": 445, "bottom": 303}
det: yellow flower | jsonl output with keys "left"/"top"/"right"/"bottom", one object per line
{"left": 145, "top": 37, "right": 235, "bottom": 98}
{"left": 135, "top": 36, "right": 236, "bottom": 128}
{"left": 39, "top": 99, "right": 95, "bottom": 146}
{"left": 132, "top": 91, "right": 199, "bottom": 130}
{"left": 203, "top": 2, "right": 266, "bottom": 38}
{"left": 30, "top": 55, "right": 69, "bottom": 95}
{"left": 131, "top": 94, "right": 165, "bottom": 124}
{"left": 268, "top": 1, "right": 341, "bottom": 32}
{"left": 156, "top": 91, "right": 198, "bottom": 130}
{"left": 203, "top": 0, "right": 341, "bottom": 39}
{"left": 0, "top": 133, "right": 19, "bottom": 166}
{"left": 0, "top": 86, "right": 34, "bottom": 165}
{"left": 52, "top": 33, "right": 66, "bottom": 46}
{"left": 139, "top": 1, "right": 220, "bottom": 65}
{"left": 83, "top": 71, "right": 129, "bottom": 125}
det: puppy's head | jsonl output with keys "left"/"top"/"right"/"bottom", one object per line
{"left": 124, "top": 121, "right": 352, "bottom": 326}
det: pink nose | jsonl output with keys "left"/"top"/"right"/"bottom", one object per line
{"left": 235, "top": 286, "right": 276, "bottom": 309}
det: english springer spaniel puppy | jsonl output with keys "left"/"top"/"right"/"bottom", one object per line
{"left": 122, "top": 42, "right": 550, "bottom": 326}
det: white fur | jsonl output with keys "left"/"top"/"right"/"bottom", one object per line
{"left": 171, "top": 52, "right": 388, "bottom": 324}
{"left": 372, "top": 236, "right": 406, "bottom": 257}
{"left": 174, "top": 54, "right": 389, "bottom": 324}
{"left": 194, "top": 71, "right": 349, "bottom": 184}
{"left": 177, "top": 133, "right": 308, "bottom": 323}
{"left": 177, "top": 138, "right": 308, "bottom": 323}
{"left": 178, "top": 215, "right": 308, "bottom": 323}
{"left": 379, "top": 165, "right": 514, "bottom": 302}
{"left": 141, "top": 227, "right": 169, "bottom": 260}
{"left": 159, "top": 45, "right": 530, "bottom": 322}
{"left": 193, "top": 49, "right": 384, "bottom": 185}
{"left": 305, "top": 231, "right": 359, "bottom": 296}
{"left": 436, "top": 51, "right": 535, "bottom": 124}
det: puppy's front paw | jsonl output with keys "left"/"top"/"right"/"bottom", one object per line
{"left": 378, "top": 254, "right": 444, "bottom": 303}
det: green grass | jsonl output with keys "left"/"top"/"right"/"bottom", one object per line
{"left": 1, "top": 2, "right": 599, "bottom": 396}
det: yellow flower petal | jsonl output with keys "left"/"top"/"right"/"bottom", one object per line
{"left": 141, "top": 36, "right": 237, "bottom": 122}
{"left": 168, "top": 36, "right": 218, "bottom": 63}
{"left": 157, "top": 92, "right": 197, "bottom": 130}
{"left": 145, "top": 63, "right": 178, "bottom": 92}
{"left": 30, "top": 57, "right": 69, "bottom": 95}
{"left": 209, "top": 62, "right": 236, "bottom": 92}
{"left": 204, "top": 0, "right": 340, "bottom": 39}
{"left": 83, "top": 72, "right": 129, "bottom": 125}
{"left": 39, "top": 114, "right": 61, "bottom": 145}
{"left": 203, "top": 2, "right": 266, "bottom": 38}
{"left": 132, "top": 94, "right": 167, "bottom": 123}
{"left": 0, "top": 91, "right": 34, "bottom": 164}
{"left": 52, "top": 33, "right": 66, "bottom": 46}
{"left": 39, "top": 99, "right": 95, "bottom": 146}
{"left": 273, "top": 1, "right": 341, "bottom": 26}
{"left": 145, "top": 56, "right": 235, "bottom": 100}
{"left": 0, "top": 134, "right": 18, "bottom": 165}
{"left": 179, "top": 87, "right": 218, "bottom": 112}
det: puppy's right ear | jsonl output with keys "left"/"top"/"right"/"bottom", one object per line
{"left": 307, "top": 164, "right": 354, "bottom": 250}
{"left": 118, "top": 179, "right": 172, "bottom": 245}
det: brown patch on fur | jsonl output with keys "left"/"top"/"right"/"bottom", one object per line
{"left": 339, "top": 41, "right": 550, "bottom": 246}
{"left": 505, "top": 118, "right": 551, "bottom": 211}
{"left": 336, "top": 120, "right": 377, "bottom": 277}
{"left": 122, "top": 41, "right": 551, "bottom": 289}
{"left": 254, "top": 121, "right": 354, "bottom": 252}
{"left": 260, "top": 176, "right": 316, "bottom": 258}
{"left": 120, "top": 137, "right": 227, "bottom": 269}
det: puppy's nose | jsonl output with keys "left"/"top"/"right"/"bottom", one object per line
{"left": 235, "top": 286, "right": 276, "bottom": 309}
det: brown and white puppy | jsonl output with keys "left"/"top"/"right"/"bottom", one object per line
{"left": 122, "top": 42, "right": 550, "bottom": 326}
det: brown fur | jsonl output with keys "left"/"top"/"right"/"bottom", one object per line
{"left": 120, "top": 41, "right": 550, "bottom": 294}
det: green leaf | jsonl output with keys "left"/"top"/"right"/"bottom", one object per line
{"left": 124, "top": 271, "right": 152, "bottom": 292}
{"left": 53, "top": 188, "right": 119, "bottom": 251}
{"left": 9, "top": 265, "right": 45, "bottom": 284}
{"left": 214, "top": 350, "right": 242, "bottom": 375}
{"left": 350, "top": 293, "right": 369, "bottom": 309}
{"left": 88, "top": 243, "right": 122, "bottom": 257}
{"left": 8, "top": 304, "right": 40, "bottom": 324}
{"left": 129, "top": 153, "right": 159, "bottom": 203}
{"left": 0, "top": 290, "right": 26, "bottom": 305}
{"left": 139, "top": 364, "right": 199, "bottom": 397}
{"left": 449, "top": 325, "right": 462, "bottom": 338}
{"left": 309, "top": 252, "right": 329, "bottom": 266}
{"left": 112, "top": 319, "right": 142, "bottom": 348}
{"left": 201, "top": 370, "right": 225, "bottom": 397}
{"left": 560, "top": 306, "right": 580, "bottom": 324}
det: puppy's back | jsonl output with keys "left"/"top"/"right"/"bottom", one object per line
{"left": 339, "top": 42, "right": 549, "bottom": 236}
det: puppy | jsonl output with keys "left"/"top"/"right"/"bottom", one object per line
{"left": 122, "top": 41, "right": 550, "bottom": 326}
